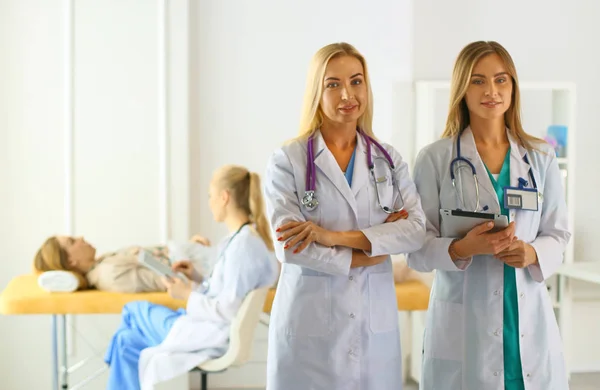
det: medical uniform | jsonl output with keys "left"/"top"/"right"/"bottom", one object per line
{"left": 264, "top": 130, "right": 426, "bottom": 390}
{"left": 104, "top": 226, "right": 278, "bottom": 390}
{"left": 407, "top": 127, "right": 571, "bottom": 390}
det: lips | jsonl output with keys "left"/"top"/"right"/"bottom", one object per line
{"left": 339, "top": 104, "right": 358, "bottom": 113}
{"left": 481, "top": 101, "right": 502, "bottom": 108}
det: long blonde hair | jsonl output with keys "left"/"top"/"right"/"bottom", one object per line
{"left": 296, "top": 42, "right": 375, "bottom": 140}
{"left": 33, "top": 237, "right": 89, "bottom": 289}
{"left": 213, "top": 165, "right": 274, "bottom": 251}
{"left": 442, "top": 40, "right": 542, "bottom": 150}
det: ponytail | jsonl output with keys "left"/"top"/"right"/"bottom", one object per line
{"left": 248, "top": 172, "right": 274, "bottom": 251}
{"left": 213, "top": 165, "right": 274, "bottom": 252}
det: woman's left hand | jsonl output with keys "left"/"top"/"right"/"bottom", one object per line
{"left": 276, "top": 221, "right": 335, "bottom": 253}
{"left": 495, "top": 239, "right": 538, "bottom": 268}
{"left": 162, "top": 277, "right": 193, "bottom": 300}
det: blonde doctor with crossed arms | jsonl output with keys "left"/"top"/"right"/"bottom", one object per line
{"left": 264, "top": 42, "right": 426, "bottom": 390}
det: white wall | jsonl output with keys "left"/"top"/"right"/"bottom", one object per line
{"left": 0, "top": 2, "right": 68, "bottom": 388}
{"left": 413, "top": 0, "right": 600, "bottom": 371}
{"left": 0, "top": 1, "right": 190, "bottom": 389}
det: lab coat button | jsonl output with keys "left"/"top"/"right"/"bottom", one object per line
{"left": 348, "top": 349, "right": 354, "bottom": 356}
{"left": 349, "top": 313, "right": 355, "bottom": 319}
{"left": 494, "top": 290, "right": 499, "bottom": 296}
{"left": 349, "top": 276, "right": 354, "bottom": 281}
{"left": 521, "top": 334, "right": 524, "bottom": 338}
{"left": 526, "top": 373, "right": 531, "bottom": 378}
{"left": 520, "top": 293, "right": 525, "bottom": 298}
{"left": 493, "top": 371, "right": 499, "bottom": 376}
{"left": 494, "top": 329, "right": 501, "bottom": 336}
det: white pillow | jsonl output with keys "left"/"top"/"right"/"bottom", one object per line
{"left": 37, "top": 270, "right": 79, "bottom": 293}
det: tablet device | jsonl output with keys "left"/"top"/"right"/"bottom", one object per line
{"left": 137, "top": 250, "right": 187, "bottom": 281}
{"left": 440, "top": 209, "right": 509, "bottom": 238}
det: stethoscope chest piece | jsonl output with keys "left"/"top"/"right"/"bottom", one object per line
{"left": 302, "top": 191, "right": 319, "bottom": 211}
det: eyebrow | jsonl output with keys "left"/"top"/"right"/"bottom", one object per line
{"left": 324, "top": 73, "right": 364, "bottom": 81}
{"left": 471, "top": 72, "right": 508, "bottom": 78}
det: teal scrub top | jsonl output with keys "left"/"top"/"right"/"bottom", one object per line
{"left": 484, "top": 149, "right": 525, "bottom": 390}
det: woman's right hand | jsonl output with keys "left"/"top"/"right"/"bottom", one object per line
{"left": 452, "top": 221, "right": 516, "bottom": 258}
{"left": 171, "top": 260, "right": 202, "bottom": 282}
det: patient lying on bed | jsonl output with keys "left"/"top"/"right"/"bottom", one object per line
{"left": 32, "top": 235, "right": 213, "bottom": 294}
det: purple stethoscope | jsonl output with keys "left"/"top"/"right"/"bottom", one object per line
{"left": 302, "top": 128, "right": 405, "bottom": 213}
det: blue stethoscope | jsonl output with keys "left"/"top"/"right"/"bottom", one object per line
{"left": 301, "top": 128, "right": 405, "bottom": 213}
{"left": 451, "top": 131, "right": 538, "bottom": 212}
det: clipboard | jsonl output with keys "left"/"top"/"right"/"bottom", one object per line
{"left": 137, "top": 250, "right": 187, "bottom": 281}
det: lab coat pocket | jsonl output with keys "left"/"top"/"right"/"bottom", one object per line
{"left": 515, "top": 208, "right": 541, "bottom": 243}
{"left": 278, "top": 272, "right": 331, "bottom": 337}
{"left": 368, "top": 272, "right": 398, "bottom": 333}
{"left": 425, "top": 299, "right": 463, "bottom": 361}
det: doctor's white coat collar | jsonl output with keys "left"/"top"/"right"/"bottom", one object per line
{"left": 456, "top": 126, "right": 537, "bottom": 212}
{"left": 309, "top": 129, "right": 378, "bottom": 218}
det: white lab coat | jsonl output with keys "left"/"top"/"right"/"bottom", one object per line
{"left": 264, "top": 130, "right": 426, "bottom": 390}
{"left": 138, "top": 227, "right": 278, "bottom": 390}
{"left": 407, "top": 127, "right": 571, "bottom": 390}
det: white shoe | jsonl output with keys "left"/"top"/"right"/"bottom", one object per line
{"left": 37, "top": 270, "right": 79, "bottom": 293}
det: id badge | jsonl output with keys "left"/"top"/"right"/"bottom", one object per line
{"left": 503, "top": 187, "right": 540, "bottom": 211}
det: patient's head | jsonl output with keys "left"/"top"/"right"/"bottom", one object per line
{"left": 33, "top": 236, "right": 96, "bottom": 288}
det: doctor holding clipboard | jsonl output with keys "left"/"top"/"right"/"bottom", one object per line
{"left": 407, "top": 41, "right": 571, "bottom": 390}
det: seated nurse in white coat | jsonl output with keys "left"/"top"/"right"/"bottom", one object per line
{"left": 104, "top": 165, "right": 278, "bottom": 390}
{"left": 407, "top": 41, "right": 571, "bottom": 390}
{"left": 264, "top": 42, "right": 427, "bottom": 390}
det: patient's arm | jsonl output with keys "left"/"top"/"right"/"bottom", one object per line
{"left": 189, "top": 234, "right": 211, "bottom": 246}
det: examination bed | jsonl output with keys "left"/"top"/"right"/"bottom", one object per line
{"left": 1, "top": 274, "right": 430, "bottom": 389}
